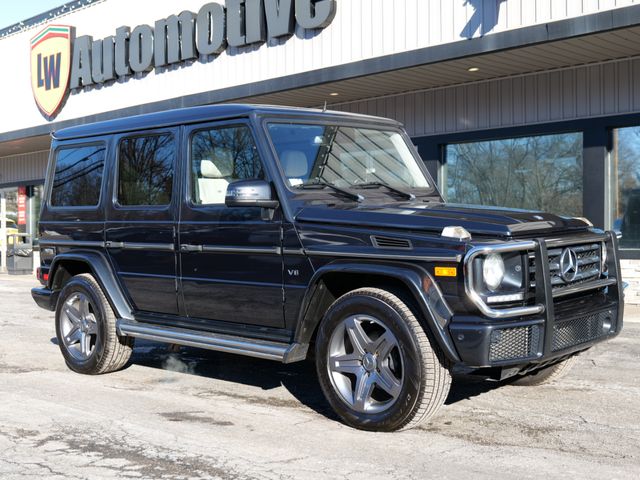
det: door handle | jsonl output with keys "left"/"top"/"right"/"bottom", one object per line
{"left": 180, "top": 244, "right": 203, "bottom": 253}
{"left": 105, "top": 241, "right": 125, "bottom": 248}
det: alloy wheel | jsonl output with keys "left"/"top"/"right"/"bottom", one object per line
{"left": 59, "top": 292, "right": 98, "bottom": 361}
{"left": 327, "top": 314, "right": 404, "bottom": 414}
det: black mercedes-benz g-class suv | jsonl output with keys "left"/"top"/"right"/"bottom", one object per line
{"left": 32, "top": 105, "right": 624, "bottom": 431}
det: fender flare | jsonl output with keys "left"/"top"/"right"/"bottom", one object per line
{"left": 293, "top": 260, "right": 460, "bottom": 363}
{"left": 48, "top": 250, "right": 134, "bottom": 321}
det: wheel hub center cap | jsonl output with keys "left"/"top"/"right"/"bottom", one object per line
{"left": 362, "top": 353, "right": 377, "bottom": 372}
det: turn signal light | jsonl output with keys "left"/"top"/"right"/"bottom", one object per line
{"left": 435, "top": 266, "right": 457, "bottom": 277}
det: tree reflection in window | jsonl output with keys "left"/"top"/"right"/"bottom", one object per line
{"left": 612, "top": 127, "right": 640, "bottom": 248}
{"left": 118, "top": 134, "right": 175, "bottom": 206}
{"left": 51, "top": 145, "right": 105, "bottom": 207}
{"left": 191, "top": 126, "right": 264, "bottom": 205}
{"left": 445, "top": 133, "right": 583, "bottom": 217}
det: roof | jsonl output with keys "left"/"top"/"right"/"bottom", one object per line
{"left": 53, "top": 104, "right": 400, "bottom": 140}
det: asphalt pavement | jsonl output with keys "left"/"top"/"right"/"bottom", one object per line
{"left": 1, "top": 273, "right": 639, "bottom": 479}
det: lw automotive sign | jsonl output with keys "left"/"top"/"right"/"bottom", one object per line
{"left": 30, "top": 0, "right": 337, "bottom": 119}
{"left": 30, "top": 25, "right": 72, "bottom": 118}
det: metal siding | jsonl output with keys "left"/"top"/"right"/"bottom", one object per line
{"left": 334, "top": 56, "right": 640, "bottom": 137}
{"left": 0, "top": 151, "right": 48, "bottom": 186}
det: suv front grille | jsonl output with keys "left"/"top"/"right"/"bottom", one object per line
{"left": 529, "top": 242, "right": 603, "bottom": 293}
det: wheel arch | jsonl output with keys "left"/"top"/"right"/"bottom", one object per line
{"left": 293, "top": 261, "right": 460, "bottom": 362}
{"left": 48, "top": 250, "right": 134, "bottom": 321}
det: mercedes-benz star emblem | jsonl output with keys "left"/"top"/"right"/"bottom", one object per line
{"left": 559, "top": 248, "right": 579, "bottom": 282}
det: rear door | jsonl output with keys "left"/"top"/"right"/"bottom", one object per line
{"left": 105, "top": 128, "right": 181, "bottom": 315}
{"left": 178, "top": 121, "right": 285, "bottom": 328}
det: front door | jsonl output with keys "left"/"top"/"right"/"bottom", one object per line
{"left": 105, "top": 128, "right": 180, "bottom": 315}
{"left": 179, "top": 122, "right": 284, "bottom": 328}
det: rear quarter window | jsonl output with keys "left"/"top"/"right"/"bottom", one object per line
{"left": 50, "top": 144, "right": 106, "bottom": 207}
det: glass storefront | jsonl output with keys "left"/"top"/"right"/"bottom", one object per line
{"left": 0, "top": 184, "right": 43, "bottom": 242}
{"left": 444, "top": 132, "right": 584, "bottom": 217}
{"left": 610, "top": 127, "right": 640, "bottom": 250}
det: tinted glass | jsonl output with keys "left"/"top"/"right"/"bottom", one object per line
{"left": 118, "top": 134, "right": 175, "bottom": 206}
{"left": 191, "top": 126, "right": 264, "bottom": 205}
{"left": 445, "top": 133, "right": 583, "bottom": 217}
{"left": 267, "top": 123, "right": 430, "bottom": 189}
{"left": 51, "top": 145, "right": 105, "bottom": 207}
{"left": 611, "top": 127, "right": 640, "bottom": 249}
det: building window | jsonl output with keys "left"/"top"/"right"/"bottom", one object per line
{"left": 444, "top": 132, "right": 583, "bottom": 217}
{"left": 611, "top": 127, "right": 640, "bottom": 250}
{"left": 118, "top": 134, "right": 175, "bottom": 206}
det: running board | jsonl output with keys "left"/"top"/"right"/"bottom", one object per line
{"left": 117, "top": 320, "right": 308, "bottom": 363}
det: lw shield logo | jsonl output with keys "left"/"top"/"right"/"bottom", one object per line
{"left": 30, "top": 25, "right": 72, "bottom": 118}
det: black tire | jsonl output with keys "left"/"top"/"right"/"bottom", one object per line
{"left": 315, "top": 288, "right": 451, "bottom": 432}
{"left": 55, "top": 273, "right": 134, "bottom": 374}
{"left": 511, "top": 355, "right": 578, "bottom": 386}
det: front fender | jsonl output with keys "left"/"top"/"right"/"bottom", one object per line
{"left": 48, "top": 250, "right": 134, "bottom": 321}
{"left": 293, "top": 260, "right": 460, "bottom": 363}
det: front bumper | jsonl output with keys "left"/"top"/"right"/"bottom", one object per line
{"left": 450, "top": 297, "right": 621, "bottom": 368}
{"left": 449, "top": 231, "right": 624, "bottom": 368}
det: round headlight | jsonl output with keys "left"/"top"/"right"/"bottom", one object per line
{"left": 483, "top": 253, "right": 505, "bottom": 291}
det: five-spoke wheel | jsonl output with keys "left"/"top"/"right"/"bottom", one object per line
{"left": 55, "top": 273, "right": 133, "bottom": 374}
{"left": 59, "top": 292, "right": 98, "bottom": 361}
{"left": 327, "top": 314, "right": 403, "bottom": 413}
{"left": 316, "top": 288, "right": 451, "bottom": 431}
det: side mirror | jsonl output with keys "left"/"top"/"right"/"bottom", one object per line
{"left": 225, "top": 179, "right": 279, "bottom": 209}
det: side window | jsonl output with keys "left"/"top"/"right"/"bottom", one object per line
{"left": 50, "top": 144, "right": 105, "bottom": 207}
{"left": 191, "top": 125, "right": 265, "bottom": 205}
{"left": 118, "top": 134, "right": 175, "bottom": 206}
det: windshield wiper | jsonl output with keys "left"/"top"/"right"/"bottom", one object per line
{"left": 295, "top": 179, "right": 364, "bottom": 202}
{"left": 353, "top": 182, "right": 415, "bottom": 200}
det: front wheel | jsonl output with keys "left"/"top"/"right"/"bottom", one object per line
{"left": 315, "top": 288, "right": 451, "bottom": 431}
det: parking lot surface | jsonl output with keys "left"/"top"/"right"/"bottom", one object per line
{"left": 1, "top": 273, "right": 639, "bottom": 479}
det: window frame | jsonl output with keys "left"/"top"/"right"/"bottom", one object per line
{"left": 186, "top": 120, "right": 270, "bottom": 209}
{"left": 47, "top": 140, "right": 107, "bottom": 211}
{"left": 113, "top": 129, "right": 178, "bottom": 211}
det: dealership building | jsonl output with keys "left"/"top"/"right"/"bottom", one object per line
{"left": 2, "top": 0, "right": 640, "bottom": 301}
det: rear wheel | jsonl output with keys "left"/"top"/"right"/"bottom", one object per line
{"left": 315, "top": 288, "right": 450, "bottom": 431}
{"left": 511, "top": 355, "right": 578, "bottom": 386}
{"left": 55, "top": 273, "right": 134, "bottom": 374}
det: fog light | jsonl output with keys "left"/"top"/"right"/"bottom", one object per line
{"left": 602, "top": 316, "right": 612, "bottom": 334}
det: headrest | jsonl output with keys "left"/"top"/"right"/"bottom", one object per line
{"left": 200, "top": 159, "right": 231, "bottom": 179}
{"left": 281, "top": 150, "right": 308, "bottom": 178}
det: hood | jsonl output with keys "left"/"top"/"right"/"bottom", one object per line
{"left": 294, "top": 202, "right": 590, "bottom": 238}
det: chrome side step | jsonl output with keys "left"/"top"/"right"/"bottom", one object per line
{"left": 117, "top": 320, "right": 308, "bottom": 363}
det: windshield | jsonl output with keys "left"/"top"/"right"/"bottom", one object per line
{"left": 267, "top": 123, "right": 431, "bottom": 191}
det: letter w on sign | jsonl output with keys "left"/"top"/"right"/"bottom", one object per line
{"left": 30, "top": 25, "right": 72, "bottom": 118}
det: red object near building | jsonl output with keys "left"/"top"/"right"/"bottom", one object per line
{"left": 17, "top": 186, "right": 27, "bottom": 225}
